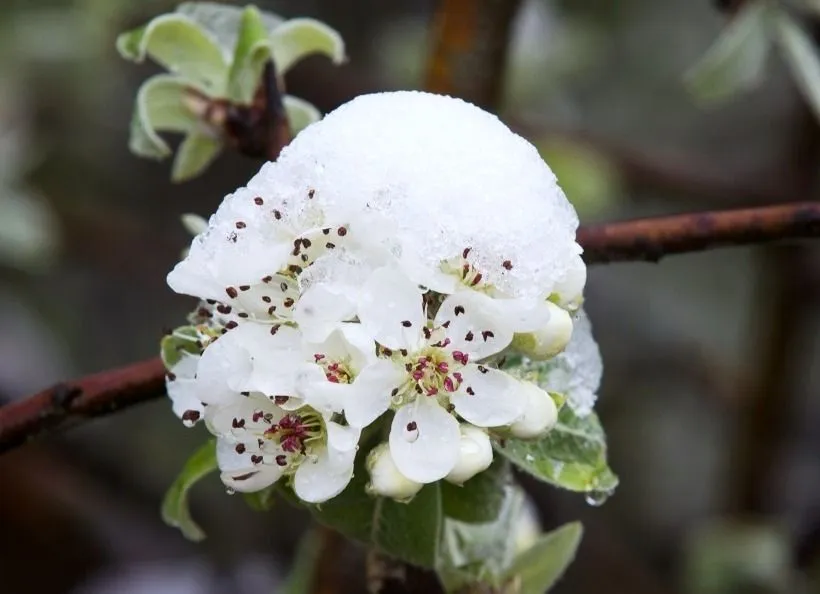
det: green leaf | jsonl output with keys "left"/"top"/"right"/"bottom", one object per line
{"left": 176, "top": 2, "right": 283, "bottom": 58}
{"left": 284, "top": 95, "right": 322, "bottom": 136}
{"left": 373, "top": 484, "right": 443, "bottom": 569}
{"left": 180, "top": 213, "right": 208, "bottom": 236}
{"left": 160, "top": 325, "right": 204, "bottom": 369}
{"left": 129, "top": 74, "right": 198, "bottom": 160}
{"left": 494, "top": 406, "right": 618, "bottom": 497}
{"left": 441, "top": 457, "right": 510, "bottom": 524}
{"left": 227, "top": 6, "right": 274, "bottom": 104}
{"left": 502, "top": 522, "right": 583, "bottom": 594}
{"left": 685, "top": 1, "right": 772, "bottom": 104}
{"left": 161, "top": 439, "right": 218, "bottom": 541}
{"left": 243, "top": 485, "right": 277, "bottom": 512}
{"left": 775, "top": 11, "right": 820, "bottom": 121}
{"left": 271, "top": 18, "right": 346, "bottom": 74}
{"left": 116, "top": 14, "right": 229, "bottom": 92}
{"left": 172, "top": 132, "right": 222, "bottom": 182}
{"left": 281, "top": 527, "right": 323, "bottom": 594}
{"left": 437, "top": 486, "right": 526, "bottom": 591}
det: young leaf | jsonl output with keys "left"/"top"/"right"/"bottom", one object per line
{"left": 243, "top": 485, "right": 277, "bottom": 512}
{"left": 502, "top": 522, "right": 583, "bottom": 594}
{"left": 441, "top": 457, "right": 510, "bottom": 524}
{"left": 373, "top": 484, "right": 443, "bottom": 569}
{"left": 685, "top": 1, "right": 772, "bottom": 104}
{"left": 774, "top": 11, "right": 820, "bottom": 121}
{"left": 494, "top": 406, "right": 618, "bottom": 497}
{"left": 176, "top": 1, "right": 283, "bottom": 58}
{"left": 271, "top": 18, "right": 346, "bottom": 74}
{"left": 161, "top": 439, "right": 218, "bottom": 541}
{"left": 172, "top": 132, "right": 222, "bottom": 183}
{"left": 227, "top": 6, "right": 274, "bottom": 104}
{"left": 160, "top": 325, "right": 203, "bottom": 369}
{"left": 130, "top": 75, "right": 198, "bottom": 160}
{"left": 116, "top": 14, "right": 229, "bottom": 92}
{"left": 284, "top": 95, "right": 322, "bottom": 136}
{"left": 281, "top": 527, "right": 323, "bottom": 594}
{"left": 180, "top": 213, "right": 208, "bottom": 236}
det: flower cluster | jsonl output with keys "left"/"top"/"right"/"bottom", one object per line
{"left": 164, "top": 91, "right": 593, "bottom": 503}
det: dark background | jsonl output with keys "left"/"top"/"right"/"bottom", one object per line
{"left": 1, "top": 1, "right": 819, "bottom": 593}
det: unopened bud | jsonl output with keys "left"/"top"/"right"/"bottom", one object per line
{"left": 553, "top": 253, "right": 586, "bottom": 310}
{"left": 510, "top": 382, "right": 558, "bottom": 439}
{"left": 366, "top": 443, "right": 423, "bottom": 501}
{"left": 445, "top": 425, "right": 493, "bottom": 485}
{"left": 512, "top": 302, "right": 573, "bottom": 360}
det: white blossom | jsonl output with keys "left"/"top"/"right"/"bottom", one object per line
{"left": 165, "top": 352, "right": 204, "bottom": 426}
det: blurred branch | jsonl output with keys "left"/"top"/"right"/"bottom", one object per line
{"left": 425, "top": 0, "right": 523, "bottom": 110}
{"left": 578, "top": 202, "right": 820, "bottom": 263}
{"left": 1, "top": 203, "right": 819, "bottom": 453}
{"left": 0, "top": 358, "right": 164, "bottom": 455}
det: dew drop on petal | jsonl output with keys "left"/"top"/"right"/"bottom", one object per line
{"left": 225, "top": 487, "right": 236, "bottom": 496}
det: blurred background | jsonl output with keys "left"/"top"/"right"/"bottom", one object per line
{"left": 1, "top": 0, "right": 819, "bottom": 593}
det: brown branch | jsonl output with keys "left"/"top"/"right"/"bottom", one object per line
{"left": 1, "top": 203, "right": 820, "bottom": 453}
{"left": 578, "top": 202, "right": 820, "bottom": 264}
{"left": 424, "top": 0, "right": 523, "bottom": 110}
{"left": 0, "top": 358, "right": 165, "bottom": 455}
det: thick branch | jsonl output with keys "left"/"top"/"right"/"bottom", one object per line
{"left": 0, "top": 358, "right": 165, "bottom": 454}
{"left": 1, "top": 203, "right": 820, "bottom": 453}
{"left": 578, "top": 202, "right": 820, "bottom": 264}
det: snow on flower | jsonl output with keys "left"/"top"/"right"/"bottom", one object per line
{"left": 163, "top": 90, "right": 599, "bottom": 503}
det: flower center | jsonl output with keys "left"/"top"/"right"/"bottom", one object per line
{"left": 264, "top": 411, "right": 323, "bottom": 455}
{"left": 314, "top": 353, "right": 354, "bottom": 384}
{"left": 394, "top": 343, "right": 466, "bottom": 409}
{"left": 441, "top": 247, "right": 487, "bottom": 290}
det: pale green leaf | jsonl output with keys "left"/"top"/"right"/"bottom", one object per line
{"left": 502, "top": 522, "right": 583, "bottom": 594}
{"left": 495, "top": 406, "right": 618, "bottom": 496}
{"left": 161, "top": 439, "right": 218, "bottom": 541}
{"left": 129, "top": 74, "right": 198, "bottom": 160}
{"left": 685, "top": 1, "right": 772, "bottom": 104}
{"left": 180, "top": 213, "right": 208, "bottom": 236}
{"left": 160, "top": 325, "right": 205, "bottom": 369}
{"left": 775, "top": 11, "right": 820, "bottom": 121}
{"left": 281, "top": 527, "right": 322, "bottom": 594}
{"left": 227, "top": 6, "right": 274, "bottom": 104}
{"left": 171, "top": 132, "right": 222, "bottom": 182}
{"left": 284, "top": 95, "right": 322, "bottom": 136}
{"left": 373, "top": 484, "right": 442, "bottom": 569}
{"left": 176, "top": 1, "right": 283, "bottom": 58}
{"left": 116, "top": 14, "right": 228, "bottom": 91}
{"left": 271, "top": 18, "right": 346, "bottom": 73}
{"left": 243, "top": 486, "right": 277, "bottom": 512}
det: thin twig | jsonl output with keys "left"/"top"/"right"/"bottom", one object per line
{"left": 0, "top": 358, "right": 165, "bottom": 454}
{"left": 578, "top": 202, "right": 820, "bottom": 264}
{"left": 2, "top": 203, "right": 820, "bottom": 453}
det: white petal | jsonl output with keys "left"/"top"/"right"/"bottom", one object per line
{"left": 217, "top": 437, "right": 284, "bottom": 493}
{"left": 345, "top": 360, "right": 403, "bottom": 428}
{"left": 167, "top": 376, "right": 204, "bottom": 424}
{"left": 305, "top": 323, "right": 377, "bottom": 373}
{"left": 554, "top": 251, "right": 586, "bottom": 309}
{"left": 357, "top": 266, "right": 425, "bottom": 350}
{"left": 232, "top": 274, "right": 299, "bottom": 320}
{"left": 293, "top": 283, "right": 357, "bottom": 343}
{"left": 195, "top": 335, "right": 249, "bottom": 406}
{"left": 509, "top": 382, "right": 558, "bottom": 439}
{"left": 205, "top": 394, "right": 285, "bottom": 436}
{"left": 389, "top": 397, "right": 460, "bottom": 483}
{"left": 293, "top": 422, "right": 358, "bottom": 503}
{"left": 294, "top": 363, "right": 351, "bottom": 418}
{"left": 435, "top": 291, "right": 514, "bottom": 359}
{"left": 494, "top": 297, "right": 553, "bottom": 333}
{"left": 451, "top": 365, "right": 527, "bottom": 427}
{"left": 366, "top": 442, "right": 423, "bottom": 500}
{"left": 167, "top": 258, "right": 225, "bottom": 302}
{"left": 445, "top": 425, "right": 493, "bottom": 485}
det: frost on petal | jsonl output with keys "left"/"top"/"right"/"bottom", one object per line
{"left": 293, "top": 422, "right": 359, "bottom": 503}
{"left": 217, "top": 437, "right": 283, "bottom": 492}
{"left": 270, "top": 91, "right": 579, "bottom": 300}
{"left": 389, "top": 396, "right": 460, "bottom": 483}
{"left": 436, "top": 291, "right": 514, "bottom": 360}
{"left": 450, "top": 365, "right": 527, "bottom": 427}
{"left": 345, "top": 360, "right": 403, "bottom": 428}
{"left": 357, "top": 267, "right": 425, "bottom": 351}
{"left": 538, "top": 309, "right": 602, "bottom": 416}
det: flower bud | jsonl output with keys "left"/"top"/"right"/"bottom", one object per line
{"left": 514, "top": 496, "right": 542, "bottom": 554}
{"left": 445, "top": 425, "right": 493, "bottom": 485}
{"left": 512, "top": 302, "right": 573, "bottom": 360}
{"left": 366, "top": 443, "right": 423, "bottom": 501}
{"left": 510, "top": 382, "right": 558, "bottom": 439}
{"left": 553, "top": 253, "right": 586, "bottom": 310}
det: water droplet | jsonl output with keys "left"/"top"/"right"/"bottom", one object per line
{"left": 226, "top": 487, "right": 236, "bottom": 495}
{"left": 524, "top": 454, "right": 535, "bottom": 463}
{"left": 584, "top": 489, "right": 611, "bottom": 507}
